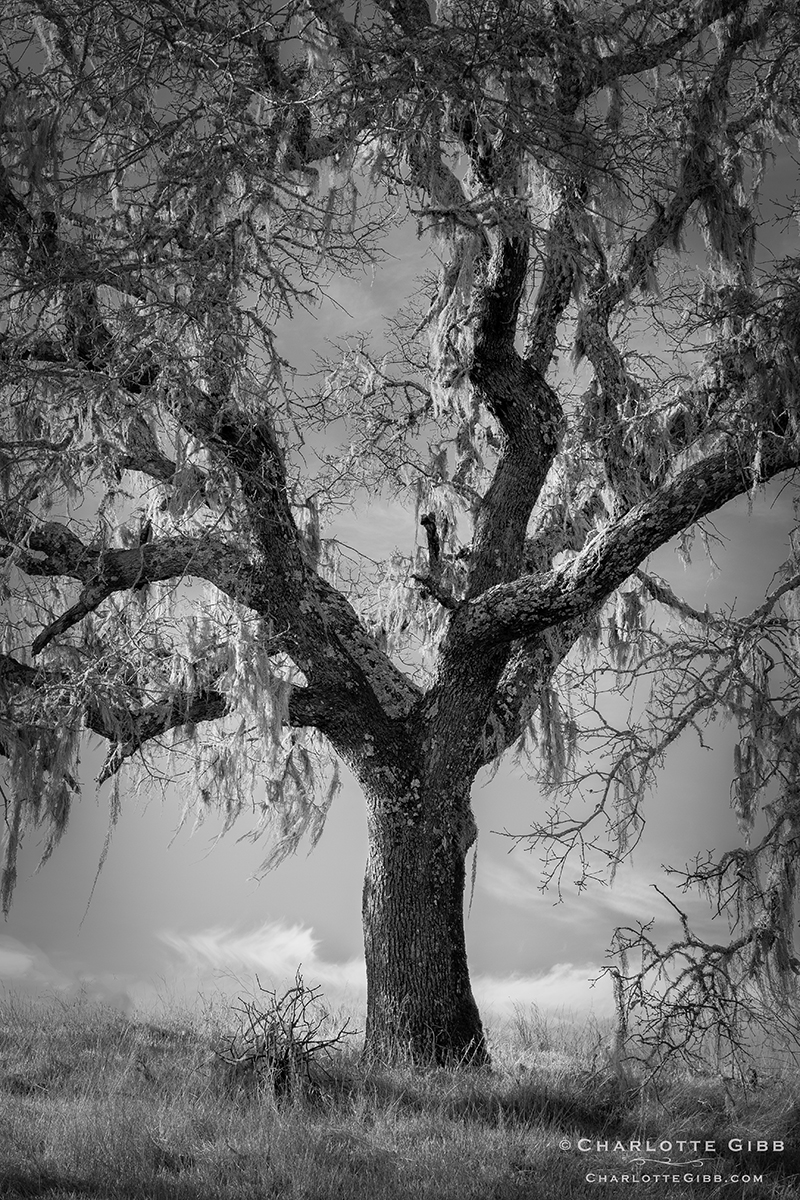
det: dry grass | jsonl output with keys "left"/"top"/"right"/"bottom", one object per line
{"left": 0, "top": 991, "right": 798, "bottom": 1198}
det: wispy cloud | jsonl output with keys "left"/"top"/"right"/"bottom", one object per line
{"left": 481, "top": 854, "right": 718, "bottom": 938}
{"left": 159, "top": 920, "right": 366, "bottom": 996}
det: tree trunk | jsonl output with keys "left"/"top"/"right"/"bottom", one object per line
{"left": 361, "top": 778, "right": 488, "bottom": 1065}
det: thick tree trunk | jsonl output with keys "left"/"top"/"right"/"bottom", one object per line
{"left": 361, "top": 779, "right": 488, "bottom": 1065}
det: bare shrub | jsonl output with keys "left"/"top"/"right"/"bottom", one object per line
{"left": 214, "top": 970, "right": 358, "bottom": 1099}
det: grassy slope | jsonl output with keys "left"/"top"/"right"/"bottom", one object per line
{"left": 0, "top": 993, "right": 798, "bottom": 1199}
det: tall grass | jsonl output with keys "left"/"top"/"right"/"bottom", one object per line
{"left": 0, "top": 990, "right": 798, "bottom": 1198}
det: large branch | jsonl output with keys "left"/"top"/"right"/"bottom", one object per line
{"left": 90, "top": 679, "right": 328, "bottom": 784}
{"left": 425, "top": 233, "right": 568, "bottom": 772}
{"left": 89, "top": 690, "right": 229, "bottom": 783}
{"left": 475, "top": 610, "right": 595, "bottom": 770}
{"left": 0, "top": 650, "right": 331, "bottom": 782}
{"left": 464, "top": 236, "right": 564, "bottom": 599}
{"left": 23, "top": 201, "right": 413, "bottom": 734}
{"left": 170, "top": 382, "right": 422, "bottom": 721}
{"left": 524, "top": 192, "right": 580, "bottom": 375}
{"left": 308, "top": 573, "right": 422, "bottom": 723}
{"left": 173, "top": 385, "right": 302, "bottom": 563}
{"left": 1, "top": 522, "right": 260, "bottom": 653}
{"left": 463, "top": 438, "right": 800, "bottom": 649}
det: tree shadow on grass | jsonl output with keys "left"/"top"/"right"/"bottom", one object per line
{"left": 444, "top": 1074, "right": 636, "bottom": 1134}
{"left": 330, "top": 1062, "right": 642, "bottom": 1138}
{"left": 1, "top": 1169, "right": 112, "bottom": 1199}
{"left": 0, "top": 1168, "right": 206, "bottom": 1200}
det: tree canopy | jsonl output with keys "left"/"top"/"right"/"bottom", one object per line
{"left": 3, "top": 0, "right": 800, "bottom": 1064}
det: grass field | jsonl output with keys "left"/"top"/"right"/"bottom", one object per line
{"left": 0, "top": 988, "right": 798, "bottom": 1199}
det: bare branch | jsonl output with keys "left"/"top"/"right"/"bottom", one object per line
{"left": 593, "top": 0, "right": 750, "bottom": 90}
{"left": 634, "top": 570, "right": 713, "bottom": 627}
{"left": 749, "top": 571, "right": 800, "bottom": 622}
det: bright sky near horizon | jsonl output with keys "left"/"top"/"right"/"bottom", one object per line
{"left": 3, "top": 166, "right": 800, "bottom": 1042}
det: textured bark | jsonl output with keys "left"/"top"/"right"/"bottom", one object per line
{"left": 361, "top": 775, "right": 486, "bottom": 1065}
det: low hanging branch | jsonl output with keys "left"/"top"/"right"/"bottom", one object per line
{"left": 21, "top": 535, "right": 257, "bottom": 655}
{"left": 92, "top": 687, "right": 232, "bottom": 784}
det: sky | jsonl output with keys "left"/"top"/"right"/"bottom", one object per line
{"left": 2, "top": 146, "right": 800, "bottom": 1044}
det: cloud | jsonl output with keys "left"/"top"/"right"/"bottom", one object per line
{"left": 481, "top": 854, "right": 717, "bottom": 936}
{"left": 159, "top": 920, "right": 618, "bottom": 1031}
{"left": 159, "top": 920, "right": 366, "bottom": 997}
{"left": 475, "top": 962, "right": 615, "bottom": 1017}
{"left": 480, "top": 855, "right": 547, "bottom": 909}
{"left": 0, "top": 935, "right": 71, "bottom": 989}
{"left": 0, "top": 934, "right": 134, "bottom": 1013}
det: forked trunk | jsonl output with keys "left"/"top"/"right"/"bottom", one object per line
{"left": 361, "top": 779, "right": 488, "bottom": 1065}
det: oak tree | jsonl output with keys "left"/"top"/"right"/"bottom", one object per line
{"left": 3, "top": 0, "right": 800, "bottom": 1064}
